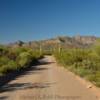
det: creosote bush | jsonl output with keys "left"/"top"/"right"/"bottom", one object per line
{"left": 17, "top": 52, "right": 33, "bottom": 67}
{"left": 54, "top": 47, "right": 100, "bottom": 87}
{"left": 0, "top": 46, "right": 43, "bottom": 76}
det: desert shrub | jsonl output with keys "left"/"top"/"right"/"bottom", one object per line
{"left": 0, "top": 66, "right": 8, "bottom": 75}
{"left": 87, "top": 71, "right": 100, "bottom": 87}
{"left": 0, "top": 46, "right": 9, "bottom": 56}
{"left": 94, "top": 45, "right": 100, "bottom": 56}
{"left": 31, "top": 50, "right": 43, "bottom": 59}
{"left": 11, "top": 47, "right": 29, "bottom": 55}
{"left": 87, "top": 50, "right": 100, "bottom": 70}
{"left": 17, "top": 52, "right": 33, "bottom": 68}
{"left": 0, "top": 60, "right": 18, "bottom": 75}
{"left": 0, "top": 56, "right": 10, "bottom": 66}
{"left": 6, "top": 60, "right": 18, "bottom": 71}
{"left": 7, "top": 50, "right": 17, "bottom": 60}
{"left": 42, "top": 50, "right": 53, "bottom": 55}
{"left": 54, "top": 48, "right": 90, "bottom": 66}
{"left": 0, "top": 45, "right": 43, "bottom": 76}
{"left": 54, "top": 47, "right": 100, "bottom": 87}
{"left": 73, "top": 67, "right": 93, "bottom": 77}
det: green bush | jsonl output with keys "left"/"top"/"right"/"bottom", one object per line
{"left": 0, "top": 60, "right": 18, "bottom": 75}
{"left": 87, "top": 71, "right": 100, "bottom": 87}
{"left": 0, "top": 66, "right": 8, "bottom": 75}
{"left": 31, "top": 50, "right": 43, "bottom": 59}
{"left": 54, "top": 47, "right": 100, "bottom": 87}
{"left": 0, "top": 56, "right": 10, "bottom": 66}
{"left": 54, "top": 49, "right": 90, "bottom": 66}
{"left": 7, "top": 60, "right": 18, "bottom": 71}
{"left": 0, "top": 46, "right": 43, "bottom": 76}
{"left": 0, "top": 45, "right": 9, "bottom": 56}
{"left": 17, "top": 52, "right": 33, "bottom": 68}
{"left": 94, "top": 45, "right": 100, "bottom": 56}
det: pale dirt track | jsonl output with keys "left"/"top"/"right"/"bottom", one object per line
{"left": 0, "top": 56, "right": 100, "bottom": 100}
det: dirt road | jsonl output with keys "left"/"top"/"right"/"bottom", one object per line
{"left": 0, "top": 56, "right": 99, "bottom": 100}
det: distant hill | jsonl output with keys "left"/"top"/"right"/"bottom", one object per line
{"left": 8, "top": 35, "right": 97, "bottom": 49}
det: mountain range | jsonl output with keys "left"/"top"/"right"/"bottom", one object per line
{"left": 8, "top": 35, "right": 97, "bottom": 49}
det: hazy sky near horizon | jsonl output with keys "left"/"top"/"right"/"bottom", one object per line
{"left": 0, "top": 0, "right": 100, "bottom": 43}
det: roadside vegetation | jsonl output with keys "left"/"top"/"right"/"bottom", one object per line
{"left": 0, "top": 45, "right": 43, "bottom": 76}
{"left": 54, "top": 45, "right": 100, "bottom": 87}
{"left": 0, "top": 37, "right": 100, "bottom": 88}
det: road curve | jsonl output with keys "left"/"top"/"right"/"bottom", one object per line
{"left": 0, "top": 56, "right": 99, "bottom": 100}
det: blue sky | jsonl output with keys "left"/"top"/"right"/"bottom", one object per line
{"left": 0, "top": 0, "right": 100, "bottom": 43}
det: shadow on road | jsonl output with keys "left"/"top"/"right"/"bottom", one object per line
{"left": 0, "top": 82, "right": 54, "bottom": 93}
{"left": 0, "top": 96, "right": 8, "bottom": 100}
{"left": 0, "top": 58, "right": 54, "bottom": 88}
